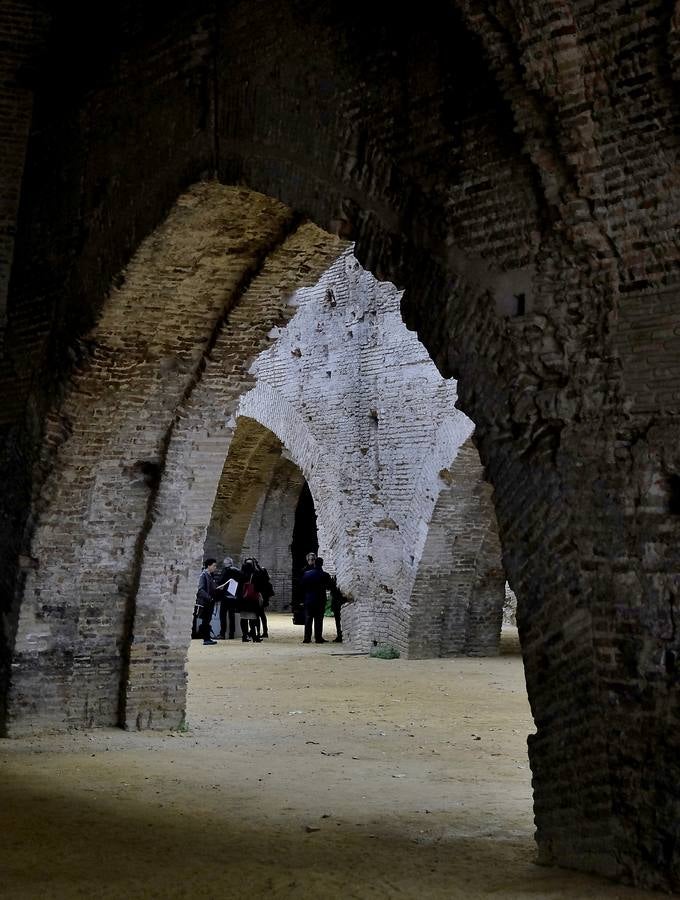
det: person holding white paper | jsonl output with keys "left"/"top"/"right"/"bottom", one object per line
{"left": 217, "top": 556, "right": 243, "bottom": 640}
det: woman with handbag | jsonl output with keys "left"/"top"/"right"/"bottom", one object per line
{"left": 238, "top": 558, "right": 262, "bottom": 642}
{"left": 249, "top": 556, "right": 274, "bottom": 639}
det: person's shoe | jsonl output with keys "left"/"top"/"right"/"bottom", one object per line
{"left": 203, "top": 639, "right": 217, "bottom": 646}
{"left": 218, "top": 634, "right": 226, "bottom": 641}
{"left": 252, "top": 636, "right": 262, "bottom": 643}
{"left": 228, "top": 635, "right": 235, "bottom": 640}
{"left": 302, "top": 639, "right": 311, "bottom": 644}
{"left": 242, "top": 636, "right": 250, "bottom": 642}
{"left": 333, "top": 636, "right": 343, "bottom": 643}
{"left": 315, "top": 638, "right": 327, "bottom": 644}
{"left": 262, "top": 632, "right": 269, "bottom": 639}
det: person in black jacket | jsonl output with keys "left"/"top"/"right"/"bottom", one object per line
{"left": 301, "top": 557, "right": 332, "bottom": 644}
{"left": 253, "top": 558, "right": 274, "bottom": 638}
{"left": 329, "top": 576, "right": 345, "bottom": 643}
{"left": 195, "top": 559, "right": 222, "bottom": 646}
{"left": 217, "top": 556, "right": 243, "bottom": 640}
{"left": 292, "top": 551, "right": 316, "bottom": 626}
{"left": 239, "top": 558, "right": 262, "bottom": 642}
{"left": 240, "top": 557, "right": 275, "bottom": 640}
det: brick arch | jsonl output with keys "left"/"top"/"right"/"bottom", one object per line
{"left": 239, "top": 456, "right": 308, "bottom": 613}
{"left": 124, "top": 400, "right": 336, "bottom": 731}
{"left": 7, "top": 182, "right": 344, "bottom": 734}
{"left": 199, "top": 406, "right": 336, "bottom": 614}
{"left": 1, "top": 1, "right": 679, "bottom": 888}
{"left": 201, "top": 398, "right": 338, "bottom": 586}
{"left": 236, "top": 248, "right": 485, "bottom": 656}
{"left": 203, "top": 417, "right": 289, "bottom": 565}
{"left": 236, "top": 384, "right": 344, "bottom": 580}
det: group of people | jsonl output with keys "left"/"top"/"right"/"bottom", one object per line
{"left": 194, "top": 556, "right": 274, "bottom": 645}
{"left": 195, "top": 550, "right": 344, "bottom": 646}
{"left": 297, "top": 551, "right": 343, "bottom": 644}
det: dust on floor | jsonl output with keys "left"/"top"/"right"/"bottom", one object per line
{"left": 0, "top": 615, "right": 657, "bottom": 899}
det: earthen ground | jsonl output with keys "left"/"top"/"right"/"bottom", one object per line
{"left": 0, "top": 615, "right": 656, "bottom": 899}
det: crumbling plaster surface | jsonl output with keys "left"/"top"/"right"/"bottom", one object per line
{"left": 227, "top": 248, "right": 499, "bottom": 656}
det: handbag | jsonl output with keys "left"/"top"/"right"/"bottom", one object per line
{"left": 243, "top": 579, "right": 258, "bottom": 601}
{"left": 242, "top": 577, "right": 260, "bottom": 613}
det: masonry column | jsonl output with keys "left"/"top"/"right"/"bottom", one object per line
{"left": 480, "top": 407, "right": 680, "bottom": 889}
{"left": 407, "top": 437, "right": 505, "bottom": 658}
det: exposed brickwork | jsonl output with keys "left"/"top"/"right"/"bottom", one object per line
{"left": 1, "top": 0, "right": 679, "bottom": 888}
{"left": 122, "top": 213, "right": 343, "bottom": 730}
{"left": 240, "top": 456, "right": 305, "bottom": 613}
{"left": 408, "top": 438, "right": 505, "bottom": 658}
{"left": 615, "top": 288, "right": 680, "bottom": 413}
{"left": 0, "top": 1, "right": 43, "bottom": 347}
{"left": 230, "top": 249, "right": 489, "bottom": 657}
{"left": 7, "top": 184, "right": 342, "bottom": 734}
{"left": 205, "top": 421, "right": 286, "bottom": 564}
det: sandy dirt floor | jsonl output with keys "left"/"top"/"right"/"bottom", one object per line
{"left": 0, "top": 614, "right": 660, "bottom": 899}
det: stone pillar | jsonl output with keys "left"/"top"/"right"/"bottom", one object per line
{"left": 407, "top": 438, "right": 505, "bottom": 658}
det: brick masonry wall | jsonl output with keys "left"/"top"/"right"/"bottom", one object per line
{"left": 2, "top": 0, "right": 680, "bottom": 888}
{"left": 223, "top": 248, "right": 498, "bottom": 658}
{"left": 239, "top": 456, "right": 305, "bottom": 613}
{"left": 0, "top": 4, "right": 216, "bottom": 730}
{"left": 0, "top": 1, "right": 43, "bottom": 347}
{"left": 408, "top": 438, "right": 505, "bottom": 658}
{"left": 214, "top": 6, "right": 680, "bottom": 885}
{"left": 7, "top": 183, "right": 343, "bottom": 734}
{"left": 204, "top": 419, "right": 286, "bottom": 564}
{"left": 122, "top": 214, "right": 343, "bottom": 730}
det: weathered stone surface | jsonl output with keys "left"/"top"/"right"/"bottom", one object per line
{"left": 207, "top": 249, "right": 501, "bottom": 656}
{"left": 121, "top": 205, "right": 344, "bottom": 731}
{"left": 7, "top": 183, "right": 343, "bottom": 733}
{"left": 239, "top": 455, "right": 306, "bottom": 614}
{"left": 1, "top": 0, "right": 679, "bottom": 889}
{"left": 408, "top": 438, "right": 505, "bottom": 658}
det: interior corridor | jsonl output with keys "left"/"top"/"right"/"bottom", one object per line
{"left": 0, "top": 615, "right": 657, "bottom": 899}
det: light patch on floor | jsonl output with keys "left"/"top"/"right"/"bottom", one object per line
{"left": 0, "top": 615, "right": 656, "bottom": 898}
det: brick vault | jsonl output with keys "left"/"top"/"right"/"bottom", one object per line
{"left": 207, "top": 247, "right": 505, "bottom": 658}
{"left": 1, "top": 1, "right": 679, "bottom": 890}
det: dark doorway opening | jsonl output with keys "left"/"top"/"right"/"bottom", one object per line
{"left": 291, "top": 482, "right": 318, "bottom": 620}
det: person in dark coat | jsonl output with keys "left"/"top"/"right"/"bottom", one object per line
{"left": 301, "top": 556, "right": 331, "bottom": 644}
{"left": 239, "top": 558, "right": 262, "bottom": 642}
{"left": 292, "top": 551, "right": 316, "bottom": 626}
{"left": 240, "top": 557, "right": 274, "bottom": 639}
{"left": 217, "top": 556, "right": 243, "bottom": 640}
{"left": 253, "top": 558, "right": 274, "bottom": 638}
{"left": 329, "top": 576, "right": 344, "bottom": 643}
{"left": 195, "top": 558, "right": 221, "bottom": 646}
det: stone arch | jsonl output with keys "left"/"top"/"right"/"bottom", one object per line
{"left": 200, "top": 412, "right": 330, "bottom": 616}
{"left": 202, "top": 397, "right": 338, "bottom": 591}
{"left": 236, "top": 249, "right": 490, "bottom": 656}
{"left": 239, "top": 455, "right": 308, "bottom": 613}
{"left": 203, "top": 418, "right": 288, "bottom": 564}
{"left": 120, "top": 253, "right": 353, "bottom": 727}
{"left": 237, "top": 384, "right": 344, "bottom": 586}
{"left": 123, "top": 385, "right": 343, "bottom": 731}
{"left": 7, "top": 182, "right": 344, "bottom": 735}
{"left": 1, "top": 2, "right": 679, "bottom": 888}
